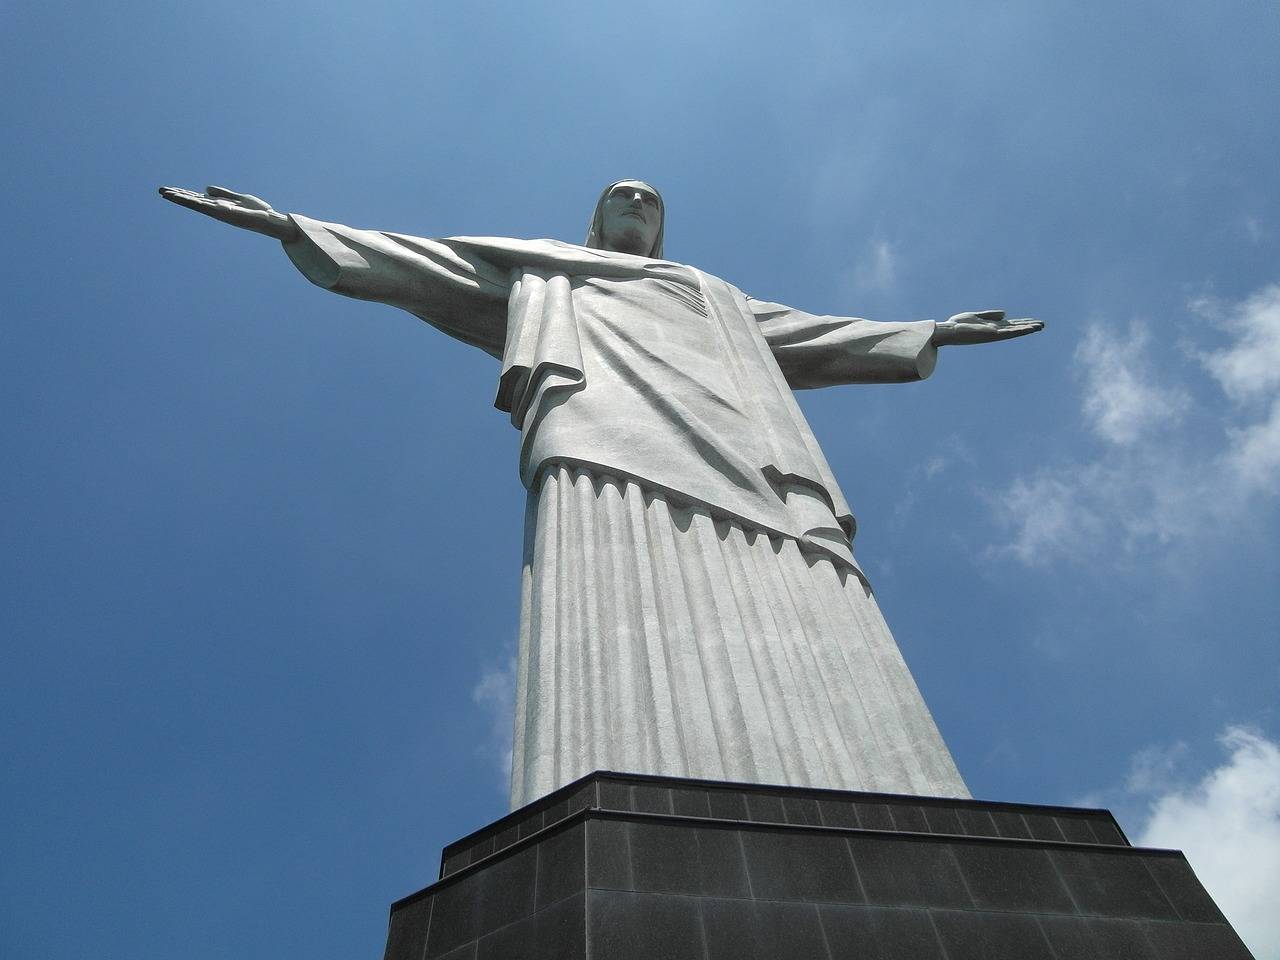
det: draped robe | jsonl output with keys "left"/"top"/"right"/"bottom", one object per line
{"left": 282, "top": 216, "right": 970, "bottom": 806}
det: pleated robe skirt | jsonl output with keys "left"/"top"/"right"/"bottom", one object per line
{"left": 509, "top": 463, "right": 970, "bottom": 809}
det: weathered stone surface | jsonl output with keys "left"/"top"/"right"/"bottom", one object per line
{"left": 162, "top": 181, "right": 1042, "bottom": 807}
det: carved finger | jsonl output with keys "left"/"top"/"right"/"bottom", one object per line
{"left": 974, "top": 309, "right": 1005, "bottom": 322}
{"left": 206, "top": 185, "right": 248, "bottom": 203}
{"left": 159, "top": 187, "right": 215, "bottom": 210}
{"left": 208, "top": 185, "right": 272, "bottom": 211}
{"left": 998, "top": 323, "right": 1041, "bottom": 339}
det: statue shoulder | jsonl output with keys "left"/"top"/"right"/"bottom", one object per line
{"left": 439, "top": 236, "right": 591, "bottom": 270}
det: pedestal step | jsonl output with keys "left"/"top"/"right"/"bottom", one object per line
{"left": 384, "top": 771, "right": 1253, "bottom": 960}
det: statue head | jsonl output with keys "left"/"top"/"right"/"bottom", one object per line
{"left": 585, "top": 179, "right": 664, "bottom": 258}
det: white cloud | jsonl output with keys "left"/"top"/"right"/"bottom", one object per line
{"left": 1132, "top": 728, "right": 1280, "bottom": 960}
{"left": 992, "top": 469, "right": 1101, "bottom": 565}
{"left": 1196, "top": 286, "right": 1280, "bottom": 497}
{"left": 1197, "top": 285, "right": 1280, "bottom": 406}
{"left": 1226, "top": 398, "right": 1280, "bottom": 495}
{"left": 990, "top": 450, "right": 1201, "bottom": 566}
{"left": 1077, "top": 322, "right": 1189, "bottom": 445}
{"left": 989, "top": 283, "right": 1280, "bottom": 566}
{"left": 471, "top": 652, "right": 516, "bottom": 788}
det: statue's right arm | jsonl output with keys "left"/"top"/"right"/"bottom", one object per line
{"left": 159, "top": 185, "right": 510, "bottom": 359}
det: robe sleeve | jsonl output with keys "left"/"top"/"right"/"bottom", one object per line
{"left": 748, "top": 298, "right": 938, "bottom": 389}
{"left": 281, "top": 214, "right": 512, "bottom": 359}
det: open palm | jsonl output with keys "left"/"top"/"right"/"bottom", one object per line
{"left": 158, "top": 185, "right": 297, "bottom": 242}
{"left": 932, "top": 310, "right": 1043, "bottom": 346}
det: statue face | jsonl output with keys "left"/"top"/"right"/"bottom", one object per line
{"left": 599, "top": 180, "right": 662, "bottom": 255}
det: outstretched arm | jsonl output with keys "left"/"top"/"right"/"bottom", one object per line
{"left": 159, "top": 186, "right": 299, "bottom": 242}
{"left": 158, "top": 184, "right": 510, "bottom": 358}
{"left": 750, "top": 299, "right": 939, "bottom": 387}
{"left": 751, "top": 298, "right": 1043, "bottom": 389}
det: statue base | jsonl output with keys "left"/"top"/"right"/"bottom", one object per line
{"left": 383, "top": 771, "right": 1253, "bottom": 959}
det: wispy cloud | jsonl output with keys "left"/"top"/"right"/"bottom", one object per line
{"left": 1123, "top": 740, "right": 1191, "bottom": 796}
{"left": 1198, "top": 286, "right": 1280, "bottom": 496}
{"left": 1223, "top": 399, "right": 1280, "bottom": 494}
{"left": 993, "top": 468, "right": 1108, "bottom": 565}
{"left": 1095, "top": 727, "right": 1280, "bottom": 960}
{"left": 471, "top": 651, "right": 516, "bottom": 790}
{"left": 852, "top": 238, "right": 897, "bottom": 293}
{"left": 1077, "top": 322, "right": 1189, "bottom": 446}
{"left": 989, "top": 283, "right": 1280, "bottom": 565}
{"left": 1197, "top": 286, "right": 1280, "bottom": 406}
{"left": 892, "top": 434, "right": 975, "bottom": 524}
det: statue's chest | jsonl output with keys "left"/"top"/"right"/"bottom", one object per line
{"left": 573, "top": 273, "right": 718, "bottom": 356}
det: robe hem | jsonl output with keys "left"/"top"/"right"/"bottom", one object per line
{"left": 528, "top": 456, "right": 869, "bottom": 586}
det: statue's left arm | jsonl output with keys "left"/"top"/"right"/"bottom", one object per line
{"left": 749, "top": 300, "right": 1042, "bottom": 389}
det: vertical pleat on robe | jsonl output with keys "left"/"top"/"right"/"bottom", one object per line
{"left": 509, "top": 463, "right": 970, "bottom": 809}
{"left": 280, "top": 217, "right": 970, "bottom": 810}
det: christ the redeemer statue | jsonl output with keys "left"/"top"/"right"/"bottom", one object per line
{"left": 161, "top": 180, "right": 1042, "bottom": 808}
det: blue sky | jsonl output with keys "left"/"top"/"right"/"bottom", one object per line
{"left": 3, "top": 0, "right": 1278, "bottom": 957}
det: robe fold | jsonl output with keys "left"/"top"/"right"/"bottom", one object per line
{"left": 282, "top": 216, "right": 970, "bottom": 805}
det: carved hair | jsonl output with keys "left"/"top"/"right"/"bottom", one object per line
{"left": 584, "top": 179, "right": 665, "bottom": 259}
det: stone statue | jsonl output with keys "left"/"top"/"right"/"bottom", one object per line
{"left": 160, "top": 180, "right": 1042, "bottom": 808}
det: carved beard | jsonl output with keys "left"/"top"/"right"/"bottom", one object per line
{"left": 602, "top": 221, "right": 651, "bottom": 255}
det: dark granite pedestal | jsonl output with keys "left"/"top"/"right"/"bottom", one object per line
{"left": 383, "top": 771, "right": 1253, "bottom": 960}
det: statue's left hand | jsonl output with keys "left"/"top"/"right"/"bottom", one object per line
{"left": 932, "top": 310, "right": 1043, "bottom": 346}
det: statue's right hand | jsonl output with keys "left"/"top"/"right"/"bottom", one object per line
{"left": 158, "top": 185, "right": 298, "bottom": 242}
